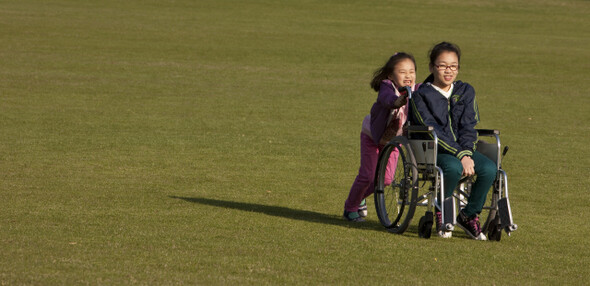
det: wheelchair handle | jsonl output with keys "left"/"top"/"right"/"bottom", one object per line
{"left": 398, "top": 86, "right": 412, "bottom": 99}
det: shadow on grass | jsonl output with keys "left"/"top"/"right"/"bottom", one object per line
{"left": 169, "top": 196, "right": 384, "bottom": 232}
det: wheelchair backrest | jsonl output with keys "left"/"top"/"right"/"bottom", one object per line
{"left": 476, "top": 139, "right": 500, "bottom": 168}
{"left": 406, "top": 132, "right": 501, "bottom": 170}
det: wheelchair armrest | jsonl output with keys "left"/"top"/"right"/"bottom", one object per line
{"left": 476, "top": 129, "right": 500, "bottom": 136}
{"left": 407, "top": 125, "right": 435, "bottom": 140}
{"left": 407, "top": 125, "right": 434, "bottom": 132}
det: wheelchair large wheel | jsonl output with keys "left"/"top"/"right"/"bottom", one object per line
{"left": 374, "top": 137, "right": 418, "bottom": 234}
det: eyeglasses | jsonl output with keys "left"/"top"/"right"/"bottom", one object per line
{"left": 435, "top": 64, "right": 459, "bottom": 71}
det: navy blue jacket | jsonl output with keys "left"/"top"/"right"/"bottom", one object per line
{"left": 409, "top": 81, "right": 480, "bottom": 159}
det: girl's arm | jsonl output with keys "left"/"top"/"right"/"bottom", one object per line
{"left": 456, "top": 85, "right": 479, "bottom": 158}
{"left": 376, "top": 80, "right": 399, "bottom": 108}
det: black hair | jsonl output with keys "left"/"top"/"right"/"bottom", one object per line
{"left": 371, "top": 52, "right": 416, "bottom": 92}
{"left": 423, "top": 41, "right": 461, "bottom": 83}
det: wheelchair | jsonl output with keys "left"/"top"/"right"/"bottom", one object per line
{"left": 373, "top": 91, "right": 517, "bottom": 241}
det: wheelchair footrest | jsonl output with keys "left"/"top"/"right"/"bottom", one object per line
{"left": 443, "top": 197, "right": 456, "bottom": 230}
{"left": 498, "top": 197, "right": 517, "bottom": 233}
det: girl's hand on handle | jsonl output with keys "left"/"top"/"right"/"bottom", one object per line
{"left": 393, "top": 95, "right": 407, "bottom": 108}
{"left": 461, "top": 156, "right": 475, "bottom": 176}
{"left": 393, "top": 87, "right": 410, "bottom": 109}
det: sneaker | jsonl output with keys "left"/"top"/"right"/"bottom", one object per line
{"left": 435, "top": 211, "right": 452, "bottom": 238}
{"left": 343, "top": 210, "right": 365, "bottom": 222}
{"left": 358, "top": 199, "right": 368, "bottom": 218}
{"left": 456, "top": 210, "right": 487, "bottom": 240}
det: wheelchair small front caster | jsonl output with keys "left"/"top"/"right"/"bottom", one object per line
{"left": 418, "top": 211, "right": 433, "bottom": 239}
{"left": 488, "top": 225, "right": 502, "bottom": 241}
{"left": 487, "top": 216, "right": 502, "bottom": 241}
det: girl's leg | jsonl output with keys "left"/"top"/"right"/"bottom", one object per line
{"left": 436, "top": 153, "right": 463, "bottom": 198}
{"left": 344, "top": 133, "right": 380, "bottom": 212}
{"left": 462, "top": 151, "right": 496, "bottom": 217}
{"left": 383, "top": 147, "right": 399, "bottom": 186}
{"left": 435, "top": 154, "right": 462, "bottom": 238}
{"left": 362, "top": 146, "right": 399, "bottom": 199}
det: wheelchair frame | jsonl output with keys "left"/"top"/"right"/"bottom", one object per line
{"left": 373, "top": 125, "right": 518, "bottom": 240}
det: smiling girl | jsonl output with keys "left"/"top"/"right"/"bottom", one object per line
{"left": 343, "top": 52, "right": 419, "bottom": 222}
{"left": 410, "top": 42, "right": 496, "bottom": 240}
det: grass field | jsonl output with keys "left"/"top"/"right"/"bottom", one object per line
{"left": 1, "top": 0, "right": 590, "bottom": 284}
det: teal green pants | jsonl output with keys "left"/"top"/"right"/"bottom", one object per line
{"left": 437, "top": 151, "right": 497, "bottom": 218}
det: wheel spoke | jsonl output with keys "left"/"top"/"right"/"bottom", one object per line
{"left": 374, "top": 138, "right": 418, "bottom": 234}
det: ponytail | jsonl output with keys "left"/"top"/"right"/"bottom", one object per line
{"left": 423, "top": 74, "right": 434, "bottom": 83}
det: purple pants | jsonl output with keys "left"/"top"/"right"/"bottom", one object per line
{"left": 344, "top": 132, "right": 399, "bottom": 212}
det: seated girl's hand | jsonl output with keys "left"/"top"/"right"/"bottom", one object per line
{"left": 461, "top": 156, "right": 475, "bottom": 176}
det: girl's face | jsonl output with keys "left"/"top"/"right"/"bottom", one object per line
{"left": 388, "top": 58, "right": 416, "bottom": 88}
{"left": 430, "top": 51, "right": 459, "bottom": 91}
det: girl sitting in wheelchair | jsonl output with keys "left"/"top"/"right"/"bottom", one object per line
{"left": 410, "top": 42, "right": 496, "bottom": 240}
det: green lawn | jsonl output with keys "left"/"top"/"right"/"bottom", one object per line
{"left": 1, "top": 0, "right": 589, "bottom": 284}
